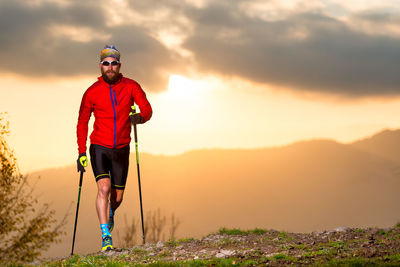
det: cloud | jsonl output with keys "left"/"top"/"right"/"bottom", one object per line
{"left": 182, "top": 0, "right": 400, "bottom": 96}
{"left": 0, "top": 0, "right": 181, "bottom": 91}
{"left": 1, "top": 0, "right": 400, "bottom": 96}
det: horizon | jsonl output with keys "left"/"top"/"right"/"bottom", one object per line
{"left": 22, "top": 126, "right": 400, "bottom": 173}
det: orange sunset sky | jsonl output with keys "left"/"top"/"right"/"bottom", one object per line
{"left": 1, "top": 0, "right": 400, "bottom": 173}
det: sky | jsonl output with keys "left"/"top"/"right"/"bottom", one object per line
{"left": 1, "top": 0, "right": 400, "bottom": 173}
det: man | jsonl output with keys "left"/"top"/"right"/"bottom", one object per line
{"left": 76, "top": 45, "right": 152, "bottom": 251}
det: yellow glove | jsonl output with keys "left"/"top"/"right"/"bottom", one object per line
{"left": 77, "top": 153, "right": 87, "bottom": 172}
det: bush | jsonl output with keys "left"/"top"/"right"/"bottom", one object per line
{"left": 0, "top": 114, "right": 65, "bottom": 264}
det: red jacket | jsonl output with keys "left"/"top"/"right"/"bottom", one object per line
{"left": 77, "top": 75, "right": 152, "bottom": 154}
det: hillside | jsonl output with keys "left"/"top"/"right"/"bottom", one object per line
{"left": 351, "top": 129, "right": 400, "bottom": 163}
{"left": 38, "top": 225, "right": 400, "bottom": 266}
{"left": 31, "top": 129, "right": 400, "bottom": 258}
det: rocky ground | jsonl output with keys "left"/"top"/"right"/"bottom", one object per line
{"left": 41, "top": 226, "right": 400, "bottom": 266}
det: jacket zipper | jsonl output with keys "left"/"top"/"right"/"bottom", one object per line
{"left": 109, "top": 85, "right": 117, "bottom": 148}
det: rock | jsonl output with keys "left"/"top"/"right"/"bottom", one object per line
{"left": 216, "top": 252, "right": 225, "bottom": 258}
{"left": 222, "top": 249, "right": 235, "bottom": 256}
{"left": 334, "top": 227, "right": 348, "bottom": 232}
{"left": 216, "top": 249, "right": 235, "bottom": 258}
{"left": 143, "top": 244, "right": 153, "bottom": 251}
{"left": 102, "top": 249, "right": 119, "bottom": 256}
{"left": 265, "top": 252, "right": 280, "bottom": 257}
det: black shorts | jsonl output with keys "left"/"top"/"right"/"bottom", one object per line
{"left": 89, "top": 144, "right": 130, "bottom": 189}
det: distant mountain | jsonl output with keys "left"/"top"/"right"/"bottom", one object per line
{"left": 351, "top": 129, "right": 400, "bottom": 163}
{"left": 33, "top": 130, "right": 400, "bottom": 259}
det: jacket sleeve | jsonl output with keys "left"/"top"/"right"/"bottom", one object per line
{"left": 132, "top": 83, "right": 153, "bottom": 122}
{"left": 77, "top": 90, "right": 93, "bottom": 154}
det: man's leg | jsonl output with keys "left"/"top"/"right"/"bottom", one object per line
{"left": 96, "top": 177, "right": 113, "bottom": 251}
{"left": 108, "top": 144, "right": 130, "bottom": 232}
{"left": 96, "top": 178, "right": 111, "bottom": 225}
{"left": 110, "top": 188, "right": 125, "bottom": 211}
{"left": 90, "top": 144, "right": 114, "bottom": 251}
{"left": 108, "top": 188, "right": 125, "bottom": 232}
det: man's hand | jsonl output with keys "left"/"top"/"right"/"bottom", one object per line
{"left": 130, "top": 113, "right": 144, "bottom": 125}
{"left": 77, "top": 153, "right": 87, "bottom": 172}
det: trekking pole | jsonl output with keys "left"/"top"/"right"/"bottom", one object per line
{"left": 131, "top": 106, "right": 146, "bottom": 244}
{"left": 71, "top": 171, "right": 84, "bottom": 255}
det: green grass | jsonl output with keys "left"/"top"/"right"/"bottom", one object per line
{"left": 319, "top": 256, "right": 395, "bottom": 267}
{"left": 46, "top": 258, "right": 238, "bottom": 267}
{"left": 263, "top": 253, "right": 298, "bottom": 264}
{"left": 45, "top": 255, "right": 135, "bottom": 267}
{"left": 376, "top": 229, "right": 388, "bottom": 236}
{"left": 354, "top": 228, "right": 365, "bottom": 233}
{"left": 216, "top": 237, "right": 239, "bottom": 247}
{"left": 272, "top": 253, "right": 290, "bottom": 260}
{"left": 143, "top": 258, "right": 237, "bottom": 267}
{"left": 177, "top": 237, "right": 195, "bottom": 243}
{"left": 384, "top": 253, "right": 400, "bottom": 262}
{"left": 295, "top": 243, "right": 308, "bottom": 250}
{"left": 277, "top": 231, "right": 294, "bottom": 242}
{"left": 157, "top": 250, "right": 172, "bottom": 258}
{"left": 303, "top": 247, "right": 334, "bottom": 259}
{"left": 218, "top": 227, "right": 267, "bottom": 236}
{"left": 132, "top": 247, "right": 149, "bottom": 254}
{"left": 240, "top": 259, "right": 259, "bottom": 266}
{"left": 326, "top": 241, "right": 346, "bottom": 249}
{"left": 165, "top": 237, "right": 195, "bottom": 247}
{"left": 218, "top": 227, "right": 248, "bottom": 235}
{"left": 249, "top": 228, "right": 267, "bottom": 235}
{"left": 165, "top": 239, "right": 178, "bottom": 247}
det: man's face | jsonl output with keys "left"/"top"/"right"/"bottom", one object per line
{"left": 99, "top": 56, "right": 121, "bottom": 84}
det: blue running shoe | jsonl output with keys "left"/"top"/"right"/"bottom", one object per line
{"left": 101, "top": 235, "right": 113, "bottom": 251}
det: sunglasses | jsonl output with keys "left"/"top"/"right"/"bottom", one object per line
{"left": 101, "top": 60, "right": 120, "bottom": 66}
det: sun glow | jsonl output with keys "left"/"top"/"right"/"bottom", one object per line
{"left": 166, "top": 74, "right": 207, "bottom": 104}
{"left": 147, "top": 74, "right": 215, "bottom": 138}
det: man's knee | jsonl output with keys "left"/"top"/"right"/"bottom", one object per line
{"left": 97, "top": 181, "right": 111, "bottom": 198}
{"left": 111, "top": 190, "right": 124, "bottom": 208}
